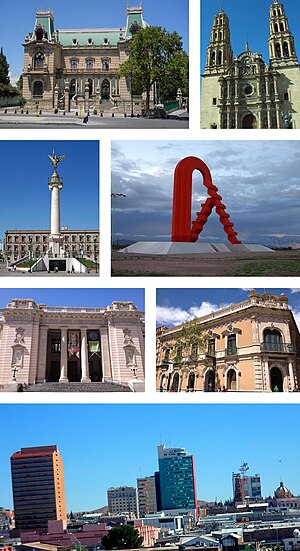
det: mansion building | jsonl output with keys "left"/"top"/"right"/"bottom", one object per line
{"left": 156, "top": 290, "right": 300, "bottom": 392}
{"left": 0, "top": 299, "right": 145, "bottom": 392}
{"left": 201, "top": 0, "right": 300, "bottom": 129}
{"left": 22, "top": 4, "right": 148, "bottom": 111}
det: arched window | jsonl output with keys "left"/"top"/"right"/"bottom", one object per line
{"left": 101, "top": 79, "right": 110, "bottom": 99}
{"left": 263, "top": 329, "right": 283, "bottom": 352}
{"left": 160, "top": 374, "right": 167, "bottom": 392}
{"left": 283, "top": 42, "right": 289, "bottom": 57}
{"left": 70, "top": 79, "right": 76, "bottom": 98}
{"left": 280, "top": 22, "right": 284, "bottom": 32}
{"left": 34, "top": 52, "right": 44, "bottom": 68}
{"left": 88, "top": 78, "right": 93, "bottom": 97}
{"left": 171, "top": 372, "right": 179, "bottom": 392}
{"left": 218, "top": 50, "right": 222, "bottom": 65}
{"left": 102, "top": 58, "right": 110, "bottom": 70}
{"left": 36, "top": 27, "right": 44, "bottom": 41}
{"left": 187, "top": 372, "right": 195, "bottom": 391}
{"left": 275, "top": 42, "right": 282, "bottom": 58}
{"left": 204, "top": 369, "right": 215, "bottom": 392}
{"left": 227, "top": 368, "right": 237, "bottom": 390}
{"left": 211, "top": 51, "right": 216, "bottom": 65}
{"left": 33, "top": 81, "right": 43, "bottom": 97}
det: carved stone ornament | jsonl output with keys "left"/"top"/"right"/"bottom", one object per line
{"left": 14, "top": 327, "right": 25, "bottom": 345}
{"left": 123, "top": 328, "right": 134, "bottom": 346}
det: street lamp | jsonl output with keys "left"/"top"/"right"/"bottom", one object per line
{"left": 111, "top": 192, "right": 126, "bottom": 248}
{"left": 70, "top": 532, "right": 82, "bottom": 551}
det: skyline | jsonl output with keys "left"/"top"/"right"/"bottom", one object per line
{"left": 111, "top": 141, "right": 300, "bottom": 246}
{"left": 0, "top": 405, "right": 299, "bottom": 512}
{"left": 0, "top": 141, "right": 99, "bottom": 240}
{"left": 201, "top": 0, "right": 300, "bottom": 73}
{"left": 0, "top": 289, "right": 145, "bottom": 312}
{"left": 0, "top": 0, "right": 189, "bottom": 82}
{"left": 156, "top": 288, "right": 300, "bottom": 328}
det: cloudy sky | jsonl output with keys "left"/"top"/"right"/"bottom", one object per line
{"left": 111, "top": 141, "right": 300, "bottom": 246}
{"left": 156, "top": 288, "right": 300, "bottom": 328}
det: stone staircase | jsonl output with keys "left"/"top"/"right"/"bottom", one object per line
{"left": 24, "top": 382, "right": 132, "bottom": 392}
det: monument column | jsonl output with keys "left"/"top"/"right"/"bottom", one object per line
{"left": 81, "top": 328, "right": 91, "bottom": 383}
{"left": 59, "top": 327, "right": 68, "bottom": 383}
{"left": 48, "top": 152, "right": 65, "bottom": 257}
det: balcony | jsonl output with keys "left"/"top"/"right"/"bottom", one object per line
{"left": 27, "top": 66, "right": 49, "bottom": 73}
{"left": 261, "top": 342, "right": 295, "bottom": 353}
{"left": 66, "top": 68, "right": 112, "bottom": 74}
{"left": 225, "top": 346, "right": 238, "bottom": 356}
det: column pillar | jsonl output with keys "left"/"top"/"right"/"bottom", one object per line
{"left": 59, "top": 328, "right": 68, "bottom": 383}
{"left": 288, "top": 360, "right": 295, "bottom": 390}
{"left": 264, "top": 359, "right": 271, "bottom": 391}
{"left": 51, "top": 185, "right": 61, "bottom": 235}
{"left": 81, "top": 328, "right": 91, "bottom": 383}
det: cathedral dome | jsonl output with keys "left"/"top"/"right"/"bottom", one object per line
{"left": 275, "top": 481, "right": 293, "bottom": 498}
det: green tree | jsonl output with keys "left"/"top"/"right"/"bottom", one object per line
{"left": 118, "top": 26, "right": 189, "bottom": 110}
{"left": 102, "top": 525, "right": 143, "bottom": 550}
{"left": 16, "top": 74, "right": 23, "bottom": 93}
{"left": 173, "top": 318, "right": 209, "bottom": 359}
{"left": 0, "top": 47, "right": 10, "bottom": 85}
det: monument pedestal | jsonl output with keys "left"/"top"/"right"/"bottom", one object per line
{"left": 119, "top": 242, "right": 274, "bottom": 255}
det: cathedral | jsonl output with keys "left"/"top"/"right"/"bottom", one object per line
{"left": 201, "top": 0, "right": 300, "bottom": 129}
{"left": 22, "top": 4, "right": 148, "bottom": 112}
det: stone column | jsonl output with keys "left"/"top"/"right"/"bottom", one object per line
{"left": 84, "top": 81, "right": 90, "bottom": 112}
{"left": 50, "top": 185, "right": 61, "bottom": 235}
{"left": 288, "top": 360, "right": 295, "bottom": 390}
{"left": 64, "top": 80, "right": 70, "bottom": 112}
{"left": 54, "top": 84, "right": 59, "bottom": 110}
{"left": 59, "top": 328, "right": 68, "bottom": 383}
{"left": 81, "top": 328, "right": 91, "bottom": 383}
{"left": 264, "top": 359, "right": 271, "bottom": 391}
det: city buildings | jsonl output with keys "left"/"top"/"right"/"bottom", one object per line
{"left": 232, "top": 465, "right": 262, "bottom": 504}
{"left": 137, "top": 476, "right": 158, "bottom": 517}
{"left": 0, "top": 298, "right": 145, "bottom": 391}
{"left": 107, "top": 486, "right": 139, "bottom": 518}
{"left": 157, "top": 445, "right": 197, "bottom": 515}
{"left": 22, "top": 4, "right": 149, "bottom": 112}
{"left": 201, "top": 0, "right": 300, "bottom": 128}
{"left": 156, "top": 290, "right": 300, "bottom": 392}
{"left": 10, "top": 445, "right": 66, "bottom": 531}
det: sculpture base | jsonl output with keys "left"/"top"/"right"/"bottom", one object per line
{"left": 119, "top": 242, "right": 274, "bottom": 255}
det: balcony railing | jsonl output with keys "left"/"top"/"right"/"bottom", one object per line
{"left": 261, "top": 342, "right": 294, "bottom": 353}
{"left": 27, "top": 66, "right": 49, "bottom": 73}
{"left": 225, "top": 346, "right": 238, "bottom": 356}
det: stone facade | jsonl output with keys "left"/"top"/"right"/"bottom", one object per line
{"left": 22, "top": 5, "right": 149, "bottom": 112}
{"left": 201, "top": 0, "right": 300, "bottom": 129}
{"left": 156, "top": 291, "right": 300, "bottom": 392}
{"left": 5, "top": 229, "right": 99, "bottom": 264}
{"left": 0, "top": 299, "right": 145, "bottom": 391}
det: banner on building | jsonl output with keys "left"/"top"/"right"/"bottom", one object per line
{"left": 88, "top": 332, "right": 100, "bottom": 356}
{"left": 68, "top": 331, "right": 80, "bottom": 358}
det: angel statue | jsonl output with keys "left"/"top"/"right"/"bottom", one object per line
{"left": 48, "top": 150, "right": 65, "bottom": 171}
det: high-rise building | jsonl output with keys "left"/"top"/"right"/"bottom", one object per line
{"left": 107, "top": 486, "right": 139, "bottom": 518}
{"left": 157, "top": 444, "right": 197, "bottom": 512}
{"left": 10, "top": 445, "right": 66, "bottom": 530}
{"left": 232, "top": 467, "right": 262, "bottom": 504}
{"left": 137, "top": 476, "right": 157, "bottom": 517}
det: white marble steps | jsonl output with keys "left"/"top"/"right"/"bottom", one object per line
{"left": 119, "top": 242, "right": 274, "bottom": 255}
{"left": 23, "top": 382, "right": 132, "bottom": 392}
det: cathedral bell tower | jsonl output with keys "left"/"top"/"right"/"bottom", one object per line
{"left": 204, "top": 9, "right": 233, "bottom": 74}
{"left": 268, "top": 0, "right": 298, "bottom": 66}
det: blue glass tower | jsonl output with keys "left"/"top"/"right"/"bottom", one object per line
{"left": 157, "top": 444, "right": 197, "bottom": 511}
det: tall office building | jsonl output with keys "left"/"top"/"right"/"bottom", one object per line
{"left": 232, "top": 470, "right": 262, "bottom": 503}
{"left": 137, "top": 476, "right": 157, "bottom": 517}
{"left": 10, "top": 445, "right": 67, "bottom": 530}
{"left": 107, "top": 486, "right": 139, "bottom": 518}
{"left": 157, "top": 444, "right": 197, "bottom": 512}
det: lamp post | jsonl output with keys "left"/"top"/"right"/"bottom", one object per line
{"left": 70, "top": 532, "right": 82, "bottom": 551}
{"left": 111, "top": 192, "right": 126, "bottom": 248}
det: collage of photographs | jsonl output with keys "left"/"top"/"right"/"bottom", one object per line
{"left": 1, "top": 1, "right": 300, "bottom": 551}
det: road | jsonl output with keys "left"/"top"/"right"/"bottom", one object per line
{"left": 0, "top": 111, "right": 188, "bottom": 129}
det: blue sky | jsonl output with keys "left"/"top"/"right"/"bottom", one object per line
{"left": 201, "top": 0, "right": 300, "bottom": 72}
{"left": 156, "top": 288, "right": 300, "bottom": 327}
{"left": 111, "top": 141, "right": 300, "bottom": 246}
{"left": 1, "top": 404, "right": 300, "bottom": 510}
{"left": 0, "top": 141, "right": 99, "bottom": 241}
{"left": 0, "top": 0, "right": 188, "bottom": 82}
{"left": 0, "top": 289, "right": 144, "bottom": 312}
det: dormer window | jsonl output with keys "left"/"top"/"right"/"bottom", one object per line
{"left": 36, "top": 27, "right": 44, "bottom": 42}
{"left": 87, "top": 38, "right": 93, "bottom": 45}
{"left": 103, "top": 38, "right": 109, "bottom": 45}
{"left": 72, "top": 38, "right": 78, "bottom": 46}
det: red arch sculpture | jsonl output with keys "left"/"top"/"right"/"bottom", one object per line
{"left": 171, "top": 156, "right": 241, "bottom": 244}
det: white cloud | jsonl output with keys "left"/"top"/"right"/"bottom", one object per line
{"left": 291, "top": 308, "right": 300, "bottom": 330}
{"left": 290, "top": 289, "right": 300, "bottom": 294}
{"left": 156, "top": 301, "right": 221, "bottom": 326}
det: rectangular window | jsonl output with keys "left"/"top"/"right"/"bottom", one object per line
{"left": 284, "top": 92, "right": 289, "bottom": 100}
{"left": 212, "top": 98, "right": 217, "bottom": 105}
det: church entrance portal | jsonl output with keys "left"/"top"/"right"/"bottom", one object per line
{"left": 270, "top": 366, "right": 284, "bottom": 391}
{"left": 242, "top": 113, "right": 257, "bottom": 129}
{"left": 101, "top": 79, "right": 110, "bottom": 100}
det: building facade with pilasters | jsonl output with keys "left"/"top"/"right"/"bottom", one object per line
{"left": 156, "top": 290, "right": 300, "bottom": 392}
{"left": 0, "top": 299, "right": 144, "bottom": 391}
{"left": 201, "top": 0, "right": 300, "bottom": 129}
{"left": 22, "top": 5, "right": 149, "bottom": 112}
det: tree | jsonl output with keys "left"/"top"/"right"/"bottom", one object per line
{"left": 0, "top": 47, "right": 10, "bottom": 85}
{"left": 118, "top": 26, "right": 189, "bottom": 110}
{"left": 102, "top": 525, "right": 143, "bottom": 550}
{"left": 173, "top": 318, "right": 209, "bottom": 359}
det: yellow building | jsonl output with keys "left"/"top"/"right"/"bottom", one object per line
{"left": 156, "top": 290, "right": 300, "bottom": 392}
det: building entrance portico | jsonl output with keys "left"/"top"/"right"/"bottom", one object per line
{"left": 242, "top": 113, "right": 257, "bottom": 129}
